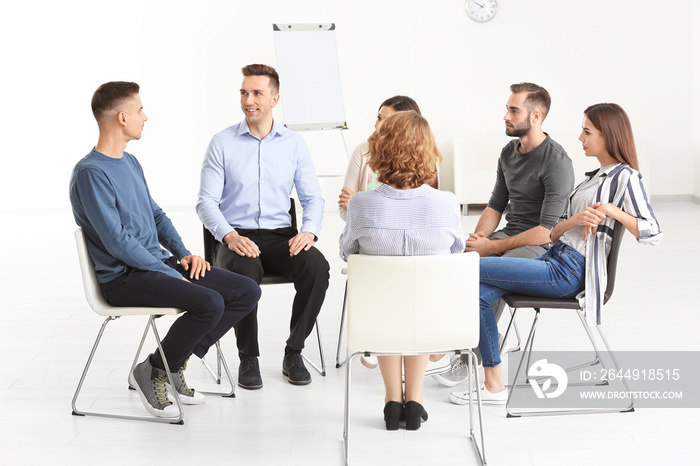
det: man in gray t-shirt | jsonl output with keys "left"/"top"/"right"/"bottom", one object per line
{"left": 465, "top": 82, "right": 574, "bottom": 259}
{"left": 436, "top": 83, "right": 574, "bottom": 388}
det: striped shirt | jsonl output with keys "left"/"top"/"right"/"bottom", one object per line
{"left": 563, "top": 163, "right": 662, "bottom": 325}
{"left": 339, "top": 184, "right": 465, "bottom": 260}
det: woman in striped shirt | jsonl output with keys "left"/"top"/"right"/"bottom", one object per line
{"left": 449, "top": 103, "right": 663, "bottom": 407}
{"left": 340, "top": 111, "right": 465, "bottom": 430}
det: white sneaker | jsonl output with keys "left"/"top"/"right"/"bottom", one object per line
{"left": 361, "top": 356, "right": 378, "bottom": 369}
{"left": 425, "top": 354, "right": 451, "bottom": 376}
{"left": 432, "top": 357, "right": 470, "bottom": 387}
{"left": 449, "top": 386, "right": 508, "bottom": 406}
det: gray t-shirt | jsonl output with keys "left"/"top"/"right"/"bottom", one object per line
{"left": 487, "top": 134, "right": 574, "bottom": 237}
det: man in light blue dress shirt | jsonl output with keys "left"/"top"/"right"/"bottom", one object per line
{"left": 197, "top": 64, "right": 329, "bottom": 389}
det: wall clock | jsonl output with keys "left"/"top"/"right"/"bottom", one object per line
{"left": 466, "top": 0, "right": 498, "bottom": 23}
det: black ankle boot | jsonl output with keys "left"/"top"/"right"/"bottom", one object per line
{"left": 404, "top": 401, "right": 428, "bottom": 431}
{"left": 383, "top": 401, "right": 404, "bottom": 430}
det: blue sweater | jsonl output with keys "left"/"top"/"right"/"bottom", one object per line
{"left": 69, "top": 149, "right": 191, "bottom": 283}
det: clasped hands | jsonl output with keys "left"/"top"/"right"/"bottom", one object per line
{"left": 571, "top": 202, "right": 610, "bottom": 239}
{"left": 464, "top": 232, "right": 497, "bottom": 256}
{"left": 338, "top": 187, "right": 354, "bottom": 209}
{"left": 223, "top": 230, "right": 315, "bottom": 258}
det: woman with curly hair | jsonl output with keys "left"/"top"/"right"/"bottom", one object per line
{"left": 339, "top": 111, "right": 465, "bottom": 430}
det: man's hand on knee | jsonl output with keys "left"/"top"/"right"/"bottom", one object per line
{"left": 223, "top": 231, "right": 261, "bottom": 258}
{"left": 288, "top": 231, "right": 315, "bottom": 257}
{"left": 180, "top": 255, "right": 211, "bottom": 280}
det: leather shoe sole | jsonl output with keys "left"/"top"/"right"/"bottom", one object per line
{"left": 282, "top": 368, "right": 311, "bottom": 385}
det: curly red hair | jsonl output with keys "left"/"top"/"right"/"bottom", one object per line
{"left": 367, "top": 111, "right": 442, "bottom": 189}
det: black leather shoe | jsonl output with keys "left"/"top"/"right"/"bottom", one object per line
{"left": 282, "top": 352, "right": 311, "bottom": 385}
{"left": 383, "top": 401, "right": 404, "bottom": 431}
{"left": 238, "top": 355, "right": 263, "bottom": 390}
{"left": 404, "top": 401, "right": 428, "bottom": 430}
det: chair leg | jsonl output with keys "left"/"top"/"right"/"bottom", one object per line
{"left": 72, "top": 316, "right": 115, "bottom": 416}
{"left": 507, "top": 308, "right": 634, "bottom": 417}
{"left": 343, "top": 351, "right": 361, "bottom": 466}
{"left": 577, "top": 311, "right": 634, "bottom": 412}
{"left": 301, "top": 318, "right": 326, "bottom": 376}
{"left": 197, "top": 341, "right": 237, "bottom": 397}
{"left": 505, "top": 309, "right": 540, "bottom": 418}
{"left": 201, "top": 356, "right": 222, "bottom": 384}
{"left": 465, "top": 350, "right": 487, "bottom": 465}
{"left": 336, "top": 280, "right": 348, "bottom": 368}
{"left": 73, "top": 315, "right": 184, "bottom": 425}
{"left": 150, "top": 316, "right": 185, "bottom": 423}
{"left": 128, "top": 316, "right": 154, "bottom": 388}
{"left": 509, "top": 307, "right": 523, "bottom": 352}
{"left": 501, "top": 307, "right": 519, "bottom": 354}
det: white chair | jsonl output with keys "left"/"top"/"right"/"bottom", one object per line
{"left": 71, "top": 228, "right": 233, "bottom": 423}
{"left": 343, "top": 253, "right": 486, "bottom": 466}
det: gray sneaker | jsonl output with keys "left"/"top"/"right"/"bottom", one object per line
{"left": 168, "top": 359, "right": 205, "bottom": 405}
{"left": 129, "top": 355, "right": 180, "bottom": 418}
{"left": 432, "top": 357, "right": 470, "bottom": 387}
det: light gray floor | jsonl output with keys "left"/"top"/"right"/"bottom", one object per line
{"left": 1, "top": 201, "right": 699, "bottom": 465}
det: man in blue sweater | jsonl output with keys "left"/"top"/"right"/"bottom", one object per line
{"left": 70, "top": 82, "right": 261, "bottom": 418}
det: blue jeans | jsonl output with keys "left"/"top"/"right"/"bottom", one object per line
{"left": 478, "top": 241, "right": 586, "bottom": 368}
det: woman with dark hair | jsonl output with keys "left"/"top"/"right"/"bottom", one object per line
{"left": 340, "top": 111, "right": 465, "bottom": 430}
{"left": 449, "top": 103, "right": 663, "bottom": 406}
{"left": 338, "top": 95, "right": 422, "bottom": 221}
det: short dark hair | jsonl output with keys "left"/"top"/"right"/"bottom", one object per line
{"left": 242, "top": 64, "right": 280, "bottom": 94}
{"left": 378, "top": 95, "right": 421, "bottom": 115}
{"left": 510, "top": 82, "right": 551, "bottom": 120}
{"left": 91, "top": 81, "right": 140, "bottom": 123}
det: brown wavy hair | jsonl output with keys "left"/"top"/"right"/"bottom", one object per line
{"left": 367, "top": 111, "right": 442, "bottom": 189}
{"left": 584, "top": 103, "right": 639, "bottom": 170}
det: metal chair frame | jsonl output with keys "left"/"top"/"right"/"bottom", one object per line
{"left": 501, "top": 221, "right": 635, "bottom": 417}
{"left": 72, "top": 228, "right": 185, "bottom": 425}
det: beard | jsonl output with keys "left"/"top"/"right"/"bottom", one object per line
{"left": 505, "top": 116, "right": 532, "bottom": 137}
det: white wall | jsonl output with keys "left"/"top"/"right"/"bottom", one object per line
{"left": 0, "top": 0, "right": 696, "bottom": 213}
{"left": 694, "top": 1, "right": 700, "bottom": 202}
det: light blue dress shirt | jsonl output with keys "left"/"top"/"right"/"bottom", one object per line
{"left": 197, "top": 119, "right": 325, "bottom": 242}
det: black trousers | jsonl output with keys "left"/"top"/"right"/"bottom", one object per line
{"left": 214, "top": 227, "right": 330, "bottom": 357}
{"left": 100, "top": 257, "right": 261, "bottom": 372}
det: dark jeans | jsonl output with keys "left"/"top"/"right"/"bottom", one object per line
{"left": 100, "top": 257, "right": 261, "bottom": 372}
{"left": 214, "top": 227, "right": 330, "bottom": 356}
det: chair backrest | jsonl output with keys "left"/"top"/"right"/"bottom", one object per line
{"left": 603, "top": 221, "right": 626, "bottom": 304}
{"left": 75, "top": 228, "right": 183, "bottom": 318}
{"left": 74, "top": 228, "right": 117, "bottom": 316}
{"left": 346, "top": 252, "right": 480, "bottom": 354}
{"left": 203, "top": 198, "right": 298, "bottom": 263}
